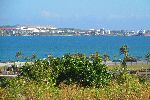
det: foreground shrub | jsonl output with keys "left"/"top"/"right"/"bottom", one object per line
{"left": 20, "top": 60, "right": 53, "bottom": 84}
{"left": 0, "top": 77, "right": 59, "bottom": 99}
{"left": 1, "top": 78, "right": 150, "bottom": 100}
{"left": 19, "top": 53, "right": 111, "bottom": 87}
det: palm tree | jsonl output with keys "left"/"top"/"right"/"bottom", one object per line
{"left": 120, "top": 45, "right": 129, "bottom": 60}
{"left": 14, "top": 51, "right": 23, "bottom": 74}
{"left": 31, "top": 54, "right": 37, "bottom": 62}
{"left": 145, "top": 52, "right": 150, "bottom": 64}
{"left": 24, "top": 56, "right": 31, "bottom": 62}
{"left": 102, "top": 54, "right": 110, "bottom": 64}
{"left": 119, "top": 45, "right": 129, "bottom": 71}
{"left": 15, "top": 51, "right": 23, "bottom": 62}
{"left": 113, "top": 55, "right": 117, "bottom": 65}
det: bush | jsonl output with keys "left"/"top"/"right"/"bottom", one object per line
{"left": 19, "top": 53, "right": 111, "bottom": 87}
{"left": 0, "top": 77, "right": 59, "bottom": 99}
{"left": 19, "top": 60, "right": 53, "bottom": 84}
{"left": 0, "top": 77, "right": 11, "bottom": 88}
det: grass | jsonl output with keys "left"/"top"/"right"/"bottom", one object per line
{"left": 0, "top": 79, "right": 150, "bottom": 100}
{"left": 57, "top": 81, "right": 150, "bottom": 100}
{"left": 108, "top": 64, "right": 150, "bottom": 70}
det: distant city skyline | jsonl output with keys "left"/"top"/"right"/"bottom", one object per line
{"left": 0, "top": 0, "right": 150, "bottom": 30}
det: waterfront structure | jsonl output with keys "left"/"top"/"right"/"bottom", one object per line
{"left": 0, "top": 25, "right": 150, "bottom": 36}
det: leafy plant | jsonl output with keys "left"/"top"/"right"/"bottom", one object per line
{"left": 15, "top": 51, "right": 23, "bottom": 62}
{"left": 19, "top": 53, "right": 111, "bottom": 87}
{"left": 102, "top": 53, "right": 110, "bottom": 64}
{"left": 19, "top": 60, "right": 53, "bottom": 84}
{"left": 145, "top": 52, "right": 150, "bottom": 64}
{"left": 120, "top": 44, "right": 129, "bottom": 59}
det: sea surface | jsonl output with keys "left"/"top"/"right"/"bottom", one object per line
{"left": 0, "top": 36, "right": 150, "bottom": 61}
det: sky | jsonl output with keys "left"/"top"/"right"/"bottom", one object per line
{"left": 0, "top": 0, "right": 150, "bottom": 30}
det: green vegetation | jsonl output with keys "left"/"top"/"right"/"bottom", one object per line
{"left": 102, "top": 53, "right": 110, "bottom": 64}
{"left": 0, "top": 45, "right": 150, "bottom": 99}
{"left": 15, "top": 51, "right": 23, "bottom": 61}
{"left": 108, "top": 64, "right": 150, "bottom": 70}
{"left": 120, "top": 44, "right": 129, "bottom": 59}
{"left": 145, "top": 52, "right": 150, "bottom": 64}
{"left": 20, "top": 53, "right": 111, "bottom": 87}
{"left": 0, "top": 75, "right": 150, "bottom": 100}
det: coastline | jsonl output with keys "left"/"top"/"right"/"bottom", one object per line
{"left": 0, "top": 61, "right": 149, "bottom": 67}
{"left": 0, "top": 62, "right": 28, "bottom": 67}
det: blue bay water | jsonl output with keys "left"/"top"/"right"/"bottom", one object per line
{"left": 0, "top": 36, "right": 150, "bottom": 61}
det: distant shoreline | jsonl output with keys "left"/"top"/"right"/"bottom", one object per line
{"left": 0, "top": 61, "right": 149, "bottom": 67}
{"left": 0, "top": 35, "right": 150, "bottom": 37}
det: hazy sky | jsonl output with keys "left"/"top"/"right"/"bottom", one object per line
{"left": 0, "top": 0, "right": 150, "bottom": 29}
